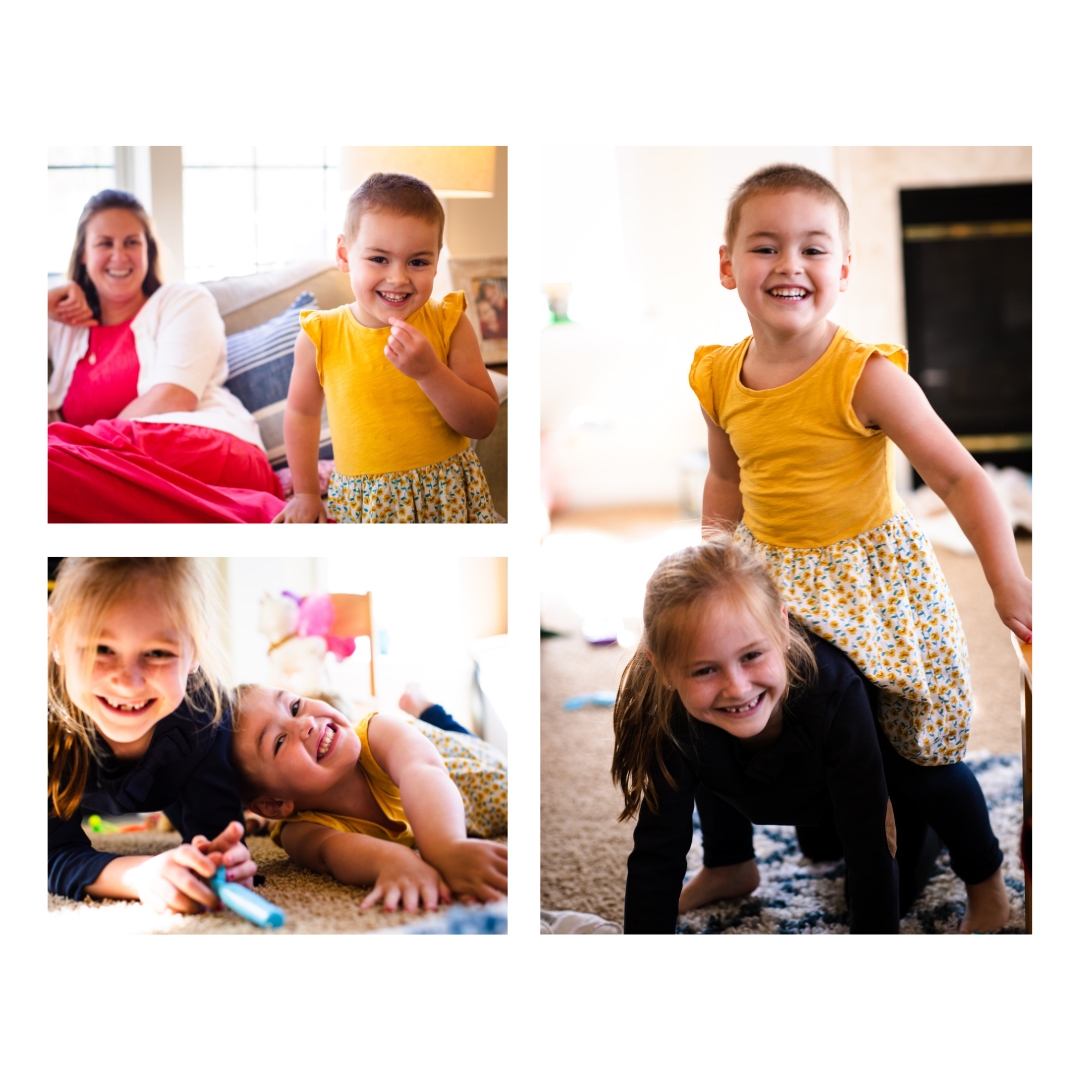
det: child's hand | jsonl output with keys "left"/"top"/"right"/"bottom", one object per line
{"left": 359, "top": 846, "right": 452, "bottom": 913}
{"left": 48, "top": 282, "right": 98, "bottom": 327}
{"left": 427, "top": 839, "right": 508, "bottom": 903}
{"left": 192, "top": 820, "right": 258, "bottom": 890}
{"left": 993, "top": 574, "right": 1032, "bottom": 643}
{"left": 125, "top": 843, "right": 223, "bottom": 914}
{"left": 272, "top": 493, "right": 327, "bottom": 524}
{"left": 384, "top": 317, "right": 439, "bottom": 381}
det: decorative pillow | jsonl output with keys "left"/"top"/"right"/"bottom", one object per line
{"left": 224, "top": 293, "right": 334, "bottom": 469}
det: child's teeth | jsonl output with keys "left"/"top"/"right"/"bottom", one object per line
{"left": 723, "top": 694, "right": 762, "bottom": 713}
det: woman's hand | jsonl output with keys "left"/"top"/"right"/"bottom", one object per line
{"left": 48, "top": 282, "right": 97, "bottom": 327}
{"left": 192, "top": 820, "right": 258, "bottom": 890}
{"left": 359, "top": 846, "right": 452, "bottom": 913}
{"left": 384, "top": 317, "right": 440, "bottom": 381}
{"left": 272, "top": 492, "right": 327, "bottom": 524}
{"left": 425, "top": 839, "right": 508, "bottom": 904}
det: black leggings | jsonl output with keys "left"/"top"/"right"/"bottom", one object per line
{"left": 695, "top": 725, "right": 1002, "bottom": 914}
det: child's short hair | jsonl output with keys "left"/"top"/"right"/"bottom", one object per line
{"left": 725, "top": 163, "right": 850, "bottom": 250}
{"left": 229, "top": 684, "right": 354, "bottom": 804}
{"left": 342, "top": 172, "right": 445, "bottom": 249}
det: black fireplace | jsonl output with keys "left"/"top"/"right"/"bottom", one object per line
{"left": 900, "top": 182, "right": 1031, "bottom": 478}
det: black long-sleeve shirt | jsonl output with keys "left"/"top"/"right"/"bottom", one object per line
{"left": 624, "top": 637, "right": 899, "bottom": 933}
{"left": 48, "top": 698, "right": 244, "bottom": 900}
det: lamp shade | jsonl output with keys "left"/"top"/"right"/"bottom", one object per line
{"left": 339, "top": 146, "right": 496, "bottom": 198}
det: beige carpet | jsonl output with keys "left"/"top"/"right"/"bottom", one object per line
{"left": 541, "top": 523, "right": 1031, "bottom": 925}
{"left": 48, "top": 832, "right": 507, "bottom": 934}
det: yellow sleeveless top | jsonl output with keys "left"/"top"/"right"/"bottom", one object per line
{"left": 270, "top": 712, "right": 416, "bottom": 848}
{"left": 300, "top": 293, "right": 471, "bottom": 476}
{"left": 689, "top": 327, "right": 908, "bottom": 548}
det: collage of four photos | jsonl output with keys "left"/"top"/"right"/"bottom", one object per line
{"left": 46, "top": 144, "right": 1032, "bottom": 938}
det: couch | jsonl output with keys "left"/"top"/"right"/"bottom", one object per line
{"left": 203, "top": 259, "right": 509, "bottom": 519}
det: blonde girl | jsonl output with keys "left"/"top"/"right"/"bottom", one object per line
{"left": 48, "top": 557, "right": 255, "bottom": 912}
{"left": 613, "top": 539, "right": 1003, "bottom": 934}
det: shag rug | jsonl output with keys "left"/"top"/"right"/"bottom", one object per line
{"left": 676, "top": 751, "right": 1026, "bottom": 934}
{"left": 47, "top": 833, "right": 507, "bottom": 935}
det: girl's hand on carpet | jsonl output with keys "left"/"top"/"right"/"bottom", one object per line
{"left": 360, "top": 847, "right": 452, "bottom": 913}
{"left": 429, "top": 839, "right": 508, "bottom": 903}
{"left": 192, "top": 821, "right": 258, "bottom": 890}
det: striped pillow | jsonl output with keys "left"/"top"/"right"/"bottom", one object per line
{"left": 224, "top": 292, "right": 333, "bottom": 469}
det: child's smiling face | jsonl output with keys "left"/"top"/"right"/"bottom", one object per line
{"left": 336, "top": 210, "right": 441, "bottom": 329}
{"left": 232, "top": 688, "right": 361, "bottom": 809}
{"left": 720, "top": 190, "right": 851, "bottom": 339}
{"left": 61, "top": 582, "right": 194, "bottom": 758}
{"left": 662, "top": 595, "right": 788, "bottom": 745}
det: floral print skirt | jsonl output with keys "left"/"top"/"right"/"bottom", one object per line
{"left": 737, "top": 506, "right": 971, "bottom": 766}
{"left": 328, "top": 446, "right": 497, "bottom": 524}
{"left": 409, "top": 719, "right": 508, "bottom": 838}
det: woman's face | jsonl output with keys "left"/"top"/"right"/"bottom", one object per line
{"left": 81, "top": 208, "right": 149, "bottom": 315}
{"left": 61, "top": 582, "right": 195, "bottom": 759}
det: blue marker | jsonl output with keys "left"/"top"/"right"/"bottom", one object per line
{"left": 210, "top": 867, "right": 286, "bottom": 929}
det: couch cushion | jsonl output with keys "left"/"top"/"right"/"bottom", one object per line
{"left": 224, "top": 292, "right": 333, "bottom": 469}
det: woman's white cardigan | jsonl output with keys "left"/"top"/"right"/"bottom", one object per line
{"left": 48, "top": 282, "right": 264, "bottom": 449}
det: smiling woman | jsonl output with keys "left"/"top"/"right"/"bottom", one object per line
{"left": 47, "top": 190, "right": 286, "bottom": 523}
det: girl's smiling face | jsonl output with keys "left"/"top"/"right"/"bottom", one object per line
{"left": 662, "top": 595, "right": 789, "bottom": 745}
{"left": 336, "top": 210, "right": 440, "bottom": 329}
{"left": 719, "top": 190, "right": 850, "bottom": 340}
{"left": 62, "top": 583, "right": 195, "bottom": 759}
{"left": 232, "top": 688, "right": 361, "bottom": 808}
{"left": 81, "top": 207, "right": 150, "bottom": 318}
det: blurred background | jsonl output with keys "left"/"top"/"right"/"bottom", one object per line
{"left": 536, "top": 146, "right": 1031, "bottom": 519}
{"left": 47, "top": 145, "right": 507, "bottom": 289}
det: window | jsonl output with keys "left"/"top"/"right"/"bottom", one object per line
{"left": 182, "top": 146, "right": 342, "bottom": 282}
{"left": 47, "top": 146, "right": 116, "bottom": 277}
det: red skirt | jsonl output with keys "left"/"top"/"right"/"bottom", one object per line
{"left": 48, "top": 420, "right": 286, "bottom": 523}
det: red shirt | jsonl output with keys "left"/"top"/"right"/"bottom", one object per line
{"left": 61, "top": 320, "right": 140, "bottom": 427}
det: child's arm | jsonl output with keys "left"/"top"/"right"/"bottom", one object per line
{"left": 368, "top": 714, "right": 508, "bottom": 902}
{"left": 279, "top": 821, "right": 451, "bottom": 912}
{"left": 700, "top": 407, "right": 744, "bottom": 536}
{"left": 383, "top": 315, "right": 499, "bottom": 439}
{"left": 854, "top": 356, "right": 1032, "bottom": 641}
{"left": 272, "top": 329, "right": 327, "bottom": 524}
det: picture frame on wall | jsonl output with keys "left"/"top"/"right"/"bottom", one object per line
{"left": 449, "top": 256, "right": 508, "bottom": 366}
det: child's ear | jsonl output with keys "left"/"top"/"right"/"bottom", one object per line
{"left": 838, "top": 251, "right": 852, "bottom": 292}
{"left": 335, "top": 235, "right": 351, "bottom": 273}
{"left": 248, "top": 795, "right": 295, "bottom": 820}
{"left": 718, "top": 245, "right": 737, "bottom": 291}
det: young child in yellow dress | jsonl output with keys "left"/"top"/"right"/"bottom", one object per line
{"left": 273, "top": 172, "right": 500, "bottom": 523}
{"left": 688, "top": 163, "right": 1031, "bottom": 932}
{"left": 230, "top": 685, "right": 507, "bottom": 912}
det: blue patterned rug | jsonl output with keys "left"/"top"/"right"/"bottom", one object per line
{"left": 676, "top": 752, "right": 1027, "bottom": 934}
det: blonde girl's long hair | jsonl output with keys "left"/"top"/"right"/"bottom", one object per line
{"left": 48, "top": 558, "right": 229, "bottom": 820}
{"left": 611, "top": 536, "right": 817, "bottom": 822}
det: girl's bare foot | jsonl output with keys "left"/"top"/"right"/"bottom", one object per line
{"left": 959, "top": 868, "right": 1010, "bottom": 933}
{"left": 678, "top": 859, "right": 760, "bottom": 914}
{"left": 398, "top": 683, "right": 433, "bottom": 719}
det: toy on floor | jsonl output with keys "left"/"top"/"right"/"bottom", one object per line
{"left": 209, "top": 866, "right": 285, "bottom": 929}
{"left": 563, "top": 691, "right": 617, "bottom": 710}
{"left": 87, "top": 813, "right": 164, "bottom": 834}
